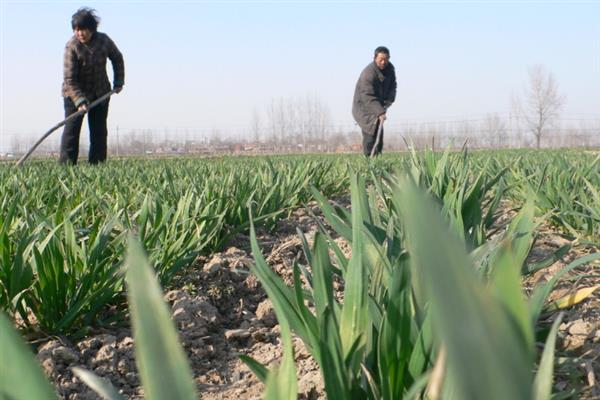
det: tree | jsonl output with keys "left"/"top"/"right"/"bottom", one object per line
{"left": 250, "top": 108, "right": 262, "bottom": 143}
{"left": 484, "top": 113, "right": 506, "bottom": 148}
{"left": 266, "top": 94, "right": 331, "bottom": 149}
{"left": 268, "top": 97, "right": 287, "bottom": 145}
{"left": 10, "top": 134, "right": 24, "bottom": 154}
{"left": 514, "top": 65, "right": 565, "bottom": 148}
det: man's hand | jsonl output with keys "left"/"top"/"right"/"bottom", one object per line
{"left": 78, "top": 103, "right": 88, "bottom": 112}
{"left": 378, "top": 113, "right": 387, "bottom": 123}
{"left": 114, "top": 86, "right": 123, "bottom": 94}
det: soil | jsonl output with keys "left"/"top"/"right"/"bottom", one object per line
{"left": 28, "top": 197, "right": 600, "bottom": 399}
{"left": 524, "top": 228, "right": 600, "bottom": 399}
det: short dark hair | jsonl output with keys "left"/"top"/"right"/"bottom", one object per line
{"left": 71, "top": 7, "right": 100, "bottom": 32}
{"left": 374, "top": 46, "right": 390, "bottom": 57}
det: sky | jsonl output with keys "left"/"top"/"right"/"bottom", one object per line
{"left": 1, "top": 0, "right": 599, "bottom": 151}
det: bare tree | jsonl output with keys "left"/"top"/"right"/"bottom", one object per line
{"left": 514, "top": 65, "right": 565, "bottom": 148}
{"left": 306, "top": 94, "right": 331, "bottom": 146}
{"left": 268, "top": 97, "right": 287, "bottom": 145}
{"left": 265, "top": 94, "right": 331, "bottom": 150}
{"left": 250, "top": 107, "right": 262, "bottom": 143}
{"left": 484, "top": 113, "right": 506, "bottom": 148}
{"left": 10, "top": 134, "right": 24, "bottom": 154}
{"left": 309, "top": 94, "right": 331, "bottom": 143}
{"left": 209, "top": 128, "right": 223, "bottom": 145}
{"left": 286, "top": 98, "right": 300, "bottom": 145}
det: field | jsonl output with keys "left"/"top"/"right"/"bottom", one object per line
{"left": 1, "top": 149, "right": 599, "bottom": 400}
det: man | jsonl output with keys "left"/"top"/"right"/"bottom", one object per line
{"left": 352, "top": 46, "right": 396, "bottom": 157}
{"left": 60, "top": 7, "right": 124, "bottom": 165}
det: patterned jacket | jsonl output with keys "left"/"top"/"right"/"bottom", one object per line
{"left": 62, "top": 32, "right": 124, "bottom": 107}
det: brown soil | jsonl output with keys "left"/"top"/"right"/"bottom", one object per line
{"left": 524, "top": 224, "right": 600, "bottom": 399}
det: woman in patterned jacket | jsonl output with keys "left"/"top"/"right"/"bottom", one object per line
{"left": 60, "top": 7, "right": 124, "bottom": 165}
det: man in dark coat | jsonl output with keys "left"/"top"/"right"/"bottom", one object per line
{"left": 352, "top": 46, "right": 396, "bottom": 157}
{"left": 60, "top": 7, "right": 124, "bottom": 165}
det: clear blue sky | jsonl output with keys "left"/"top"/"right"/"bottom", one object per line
{"left": 1, "top": 1, "right": 599, "bottom": 150}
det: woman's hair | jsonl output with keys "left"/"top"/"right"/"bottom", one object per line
{"left": 71, "top": 7, "right": 100, "bottom": 32}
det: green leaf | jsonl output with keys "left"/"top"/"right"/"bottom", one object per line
{"left": 377, "top": 259, "right": 414, "bottom": 399}
{"left": 319, "top": 306, "right": 350, "bottom": 398}
{"left": 397, "top": 177, "right": 533, "bottom": 400}
{"left": 239, "top": 355, "right": 269, "bottom": 383}
{"left": 312, "top": 233, "right": 335, "bottom": 319}
{"left": 309, "top": 186, "right": 353, "bottom": 241}
{"left": 489, "top": 201, "right": 536, "bottom": 352}
{"left": 249, "top": 221, "right": 310, "bottom": 344}
{"left": 533, "top": 313, "right": 564, "bottom": 400}
{"left": 523, "top": 244, "right": 571, "bottom": 275}
{"left": 72, "top": 367, "right": 126, "bottom": 400}
{"left": 0, "top": 312, "right": 58, "bottom": 400}
{"left": 407, "top": 313, "right": 433, "bottom": 381}
{"left": 404, "top": 371, "right": 431, "bottom": 400}
{"left": 125, "top": 236, "right": 198, "bottom": 400}
{"left": 263, "top": 316, "right": 297, "bottom": 400}
{"left": 339, "top": 171, "right": 368, "bottom": 362}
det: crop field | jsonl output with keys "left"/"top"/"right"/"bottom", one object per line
{"left": 1, "top": 149, "right": 599, "bottom": 400}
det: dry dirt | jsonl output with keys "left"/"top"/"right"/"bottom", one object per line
{"left": 29, "top": 198, "right": 600, "bottom": 399}
{"left": 524, "top": 228, "right": 600, "bottom": 399}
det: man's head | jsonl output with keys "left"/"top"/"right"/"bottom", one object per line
{"left": 71, "top": 7, "right": 99, "bottom": 44}
{"left": 373, "top": 46, "right": 390, "bottom": 70}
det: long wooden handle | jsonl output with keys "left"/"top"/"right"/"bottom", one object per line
{"left": 16, "top": 90, "right": 116, "bottom": 166}
{"left": 370, "top": 120, "right": 385, "bottom": 157}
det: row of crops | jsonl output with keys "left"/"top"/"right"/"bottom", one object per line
{"left": 1, "top": 149, "right": 599, "bottom": 399}
{"left": 240, "top": 149, "right": 599, "bottom": 399}
{"left": 0, "top": 157, "right": 350, "bottom": 335}
{"left": 501, "top": 151, "right": 600, "bottom": 241}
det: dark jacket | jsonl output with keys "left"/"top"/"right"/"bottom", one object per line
{"left": 352, "top": 62, "right": 396, "bottom": 135}
{"left": 62, "top": 32, "right": 125, "bottom": 107}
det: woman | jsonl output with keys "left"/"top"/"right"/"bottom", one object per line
{"left": 60, "top": 7, "right": 125, "bottom": 165}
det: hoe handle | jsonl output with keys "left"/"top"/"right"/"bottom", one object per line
{"left": 16, "top": 90, "right": 116, "bottom": 166}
